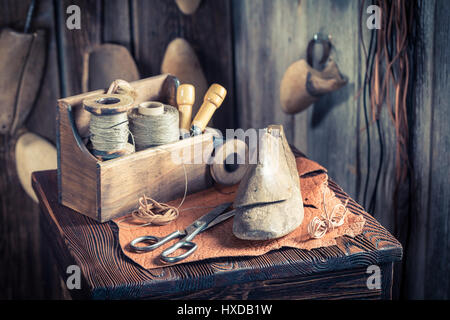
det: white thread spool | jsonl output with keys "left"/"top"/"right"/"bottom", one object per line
{"left": 210, "top": 139, "right": 249, "bottom": 186}
{"left": 138, "top": 101, "right": 165, "bottom": 116}
{"left": 129, "top": 101, "right": 180, "bottom": 151}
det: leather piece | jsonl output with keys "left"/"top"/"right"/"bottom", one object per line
{"left": 114, "top": 156, "right": 365, "bottom": 269}
{"left": 280, "top": 58, "right": 347, "bottom": 114}
{"left": 0, "top": 28, "right": 46, "bottom": 135}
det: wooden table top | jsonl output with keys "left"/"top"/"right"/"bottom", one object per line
{"left": 32, "top": 169, "right": 402, "bottom": 299}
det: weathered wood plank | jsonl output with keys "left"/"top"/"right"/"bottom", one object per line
{"left": 58, "top": 0, "right": 102, "bottom": 97}
{"left": 132, "top": 0, "right": 235, "bottom": 132}
{"left": 102, "top": 0, "right": 132, "bottom": 50}
{"left": 0, "top": 0, "right": 32, "bottom": 28}
{"left": 0, "top": 0, "right": 62, "bottom": 299}
{"left": 0, "top": 135, "right": 45, "bottom": 299}
{"left": 404, "top": 0, "right": 436, "bottom": 300}
{"left": 32, "top": 168, "right": 401, "bottom": 299}
{"left": 232, "top": 0, "right": 307, "bottom": 149}
{"left": 157, "top": 265, "right": 391, "bottom": 300}
{"left": 424, "top": 0, "right": 450, "bottom": 300}
{"left": 298, "top": 0, "right": 362, "bottom": 202}
{"left": 232, "top": 0, "right": 409, "bottom": 298}
{"left": 25, "top": 0, "right": 61, "bottom": 144}
{"left": 399, "top": 0, "right": 450, "bottom": 300}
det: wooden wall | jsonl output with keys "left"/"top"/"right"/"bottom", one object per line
{"left": 234, "top": 1, "right": 396, "bottom": 299}
{"left": 405, "top": 0, "right": 450, "bottom": 299}
{"left": 0, "top": 0, "right": 448, "bottom": 299}
{"left": 233, "top": 0, "right": 450, "bottom": 300}
{"left": 0, "top": 0, "right": 234, "bottom": 299}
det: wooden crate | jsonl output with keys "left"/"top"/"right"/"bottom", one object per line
{"left": 57, "top": 74, "right": 215, "bottom": 222}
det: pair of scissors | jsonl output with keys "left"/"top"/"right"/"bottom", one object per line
{"left": 130, "top": 202, "right": 235, "bottom": 264}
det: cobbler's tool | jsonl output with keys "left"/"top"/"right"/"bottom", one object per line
{"left": 176, "top": 84, "right": 195, "bottom": 138}
{"left": 83, "top": 94, "right": 134, "bottom": 160}
{"left": 190, "top": 84, "right": 227, "bottom": 136}
{"left": 15, "top": 131, "right": 57, "bottom": 202}
{"left": 210, "top": 139, "right": 248, "bottom": 186}
{"left": 279, "top": 34, "right": 347, "bottom": 114}
{"left": 130, "top": 202, "right": 234, "bottom": 263}
{"left": 175, "top": 0, "right": 201, "bottom": 15}
{"left": 161, "top": 38, "right": 207, "bottom": 115}
{"left": 232, "top": 125, "right": 304, "bottom": 240}
{"left": 0, "top": 24, "right": 46, "bottom": 135}
{"left": 129, "top": 101, "right": 180, "bottom": 150}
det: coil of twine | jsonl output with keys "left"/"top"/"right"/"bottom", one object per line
{"left": 116, "top": 150, "right": 188, "bottom": 229}
{"left": 308, "top": 183, "right": 349, "bottom": 239}
{"left": 132, "top": 195, "right": 179, "bottom": 226}
{"left": 129, "top": 102, "right": 180, "bottom": 151}
{"left": 89, "top": 113, "right": 130, "bottom": 152}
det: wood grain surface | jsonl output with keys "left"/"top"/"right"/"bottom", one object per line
{"left": 0, "top": 0, "right": 62, "bottom": 299}
{"left": 152, "top": 264, "right": 394, "bottom": 300}
{"left": 57, "top": 75, "right": 216, "bottom": 222}
{"left": 405, "top": 0, "right": 450, "bottom": 299}
{"left": 32, "top": 156, "right": 401, "bottom": 299}
{"left": 25, "top": 0, "right": 61, "bottom": 144}
{"left": 132, "top": 0, "right": 235, "bottom": 132}
{"left": 57, "top": 0, "right": 102, "bottom": 97}
{"left": 233, "top": 0, "right": 307, "bottom": 148}
{"left": 231, "top": 0, "right": 450, "bottom": 300}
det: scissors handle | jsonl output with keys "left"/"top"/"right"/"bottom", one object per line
{"left": 161, "top": 240, "right": 198, "bottom": 264}
{"left": 130, "top": 230, "right": 183, "bottom": 252}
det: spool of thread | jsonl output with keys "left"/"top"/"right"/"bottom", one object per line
{"left": 210, "top": 139, "right": 249, "bottom": 186}
{"left": 129, "top": 101, "right": 180, "bottom": 151}
{"left": 83, "top": 94, "right": 135, "bottom": 160}
{"left": 138, "top": 101, "right": 165, "bottom": 116}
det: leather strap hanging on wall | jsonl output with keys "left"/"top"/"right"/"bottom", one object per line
{"left": 279, "top": 33, "right": 347, "bottom": 115}
{"left": 359, "top": 0, "right": 417, "bottom": 215}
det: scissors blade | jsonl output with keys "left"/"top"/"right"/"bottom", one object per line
{"left": 204, "top": 209, "right": 236, "bottom": 231}
{"left": 184, "top": 202, "right": 233, "bottom": 234}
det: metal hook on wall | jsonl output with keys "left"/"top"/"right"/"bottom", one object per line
{"left": 307, "top": 32, "right": 333, "bottom": 67}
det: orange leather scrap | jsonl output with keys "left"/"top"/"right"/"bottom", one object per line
{"left": 114, "top": 157, "right": 365, "bottom": 269}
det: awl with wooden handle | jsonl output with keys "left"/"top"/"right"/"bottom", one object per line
{"left": 176, "top": 84, "right": 195, "bottom": 138}
{"left": 190, "top": 83, "right": 227, "bottom": 136}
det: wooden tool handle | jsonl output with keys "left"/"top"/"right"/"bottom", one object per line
{"left": 176, "top": 84, "right": 195, "bottom": 137}
{"left": 191, "top": 84, "right": 227, "bottom": 135}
